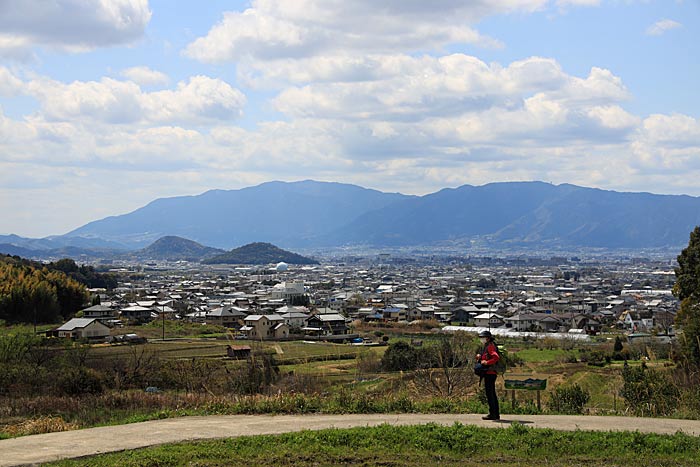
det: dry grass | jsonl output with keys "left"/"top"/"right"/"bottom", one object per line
{"left": 3, "top": 416, "right": 78, "bottom": 436}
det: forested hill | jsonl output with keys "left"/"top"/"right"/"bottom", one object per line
{"left": 134, "top": 236, "right": 224, "bottom": 261}
{"left": 1, "top": 256, "right": 118, "bottom": 290}
{"left": 202, "top": 242, "right": 319, "bottom": 265}
{"left": 0, "top": 255, "right": 89, "bottom": 324}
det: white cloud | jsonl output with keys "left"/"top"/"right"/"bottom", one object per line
{"left": 631, "top": 114, "right": 700, "bottom": 173}
{"left": 0, "top": 66, "right": 24, "bottom": 96}
{"left": 3, "top": 52, "right": 642, "bottom": 174}
{"left": 586, "top": 105, "right": 640, "bottom": 130}
{"left": 638, "top": 114, "right": 700, "bottom": 147}
{"left": 27, "top": 77, "right": 144, "bottom": 124}
{"left": 120, "top": 66, "right": 169, "bottom": 86}
{"left": 92, "top": 126, "right": 206, "bottom": 169}
{"left": 0, "top": 0, "right": 151, "bottom": 59}
{"left": 184, "top": 0, "right": 546, "bottom": 63}
{"left": 142, "top": 76, "right": 246, "bottom": 124}
{"left": 270, "top": 55, "right": 630, "bottom": 142}
{"left": 556, "top": 0, "right": 601, "bottom": 7}
{"left": 25, "top": 75, "right": 246, "bottom": 125}
{"left": 646, "top": 19, "right": 682, "bottom": 36}
{"left": 3, "top": 101, "right": 700, "bottom": 237}
{"left": 0, "top": 108, "right": 37, "bottom": 150}
{"left": 0, "top": 34, "right": 34, "bottom": 61}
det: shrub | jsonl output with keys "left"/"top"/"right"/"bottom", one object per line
{"left": 0, "top": 362, "right": 52, "bottom": 395}
{"left": 555, "top": 352, "right": 579, "bottom": 364}
{"left": 677, "top": 384, "right": 700, "bottom": 418}
{"left": 103, "top": 347, "right": 162, "bottom": 390}
{"left": 225, "top": 352, "right": 280, "bottom": 395}
{"left": 56, "top": 367, "right": 105, "bottom": 396}
{"left": 613, "top": 336, "right": 624, "bottom": 352}
{"left": 611, "top": 348, "right": 631, "bottom": 362}
{"left": 548, "top": 383, "right": 590, "bottom": 414}
{"left": 538, "top": 337, "right": 560, "bottom": 350}
{"left": 274, "top": 372, "right": 328, "bottom": 394}
{"left": 579, "top": 348, "right": 610, "bottom": 366}
{"left": 620, "top": 363, "right": 679, "bottom": 417}
{"left": 381, "top": 341, "right": 427, "bottom": 371}
{"left": 502, "top": 348, "right": 524, "bottom": 368}
{"left": 356, "top": 350, "right": 382, "bottom": 375}
{"left": 160, "top": 359, "right": 224, "bottom": 393}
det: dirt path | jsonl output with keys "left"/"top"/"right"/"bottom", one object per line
{"left": 2, "top": 413, "right": 700, "bottom": 466}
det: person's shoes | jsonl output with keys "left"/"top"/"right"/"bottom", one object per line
{"left": 482, "top": 415, "right": 500, "bottom": 420}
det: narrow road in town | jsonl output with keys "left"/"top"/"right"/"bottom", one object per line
{"left": 2, "top": 413, "right": 700, "bottom": 466}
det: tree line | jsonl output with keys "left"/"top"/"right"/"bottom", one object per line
{"left": 7, "top": 256, "right": 119, "bottom": 290}
{"left": 0, "top": 256, "right": 89, "bottom": 324}
{"left": 673, "top": 226, "right": 700, "bottom": 369}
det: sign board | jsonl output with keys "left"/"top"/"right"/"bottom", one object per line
{"left": 504, "top": 374, "right": 547, "bottom": 391}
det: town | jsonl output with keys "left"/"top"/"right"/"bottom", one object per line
{"left": 51, "top": 253, "right": 679, "bottom": 346}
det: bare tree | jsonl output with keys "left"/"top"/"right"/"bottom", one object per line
{"left": 412, "top": 332, "right": 478, "bottom": 397}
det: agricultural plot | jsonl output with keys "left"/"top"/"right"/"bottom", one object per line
{"left": 1, "top": 330, "right": 690, "bottom": 440}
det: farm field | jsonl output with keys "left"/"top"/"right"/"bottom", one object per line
{"left": 0, "top": 330, "right": 685, "bottom": 440}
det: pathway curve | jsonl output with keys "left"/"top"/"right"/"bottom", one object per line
{"left": 2, "top": 413, "right": 700, "bottom": 466}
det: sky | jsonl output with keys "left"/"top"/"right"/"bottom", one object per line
{"left": 1, "top": 0, "right": 699, "bottom": 238}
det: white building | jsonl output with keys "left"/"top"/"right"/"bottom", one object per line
{"left": 473, "top": 312, "right": 505, "bottom": 328}
{"left": 277, "top": 305, "right": 309, "bottom": 329}
{"left": 51, "top": 318, "right": 110, "bottom": 340}
{"left": 271, "top": 282, "right": 306, "bottom": 301}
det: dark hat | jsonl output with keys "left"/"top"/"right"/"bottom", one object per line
{"left": 478, "top": 330, "right": 493, "bottom": 338}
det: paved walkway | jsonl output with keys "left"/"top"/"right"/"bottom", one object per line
{"left": 2, "top": 413, "right": 700, "bottom": 466}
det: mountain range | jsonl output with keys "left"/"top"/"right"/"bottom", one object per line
{"left": 3, "top": 180, "right": 700, "bottom": 258}
{"left": 65, "top": 180, "right": 410, "bottom": 249}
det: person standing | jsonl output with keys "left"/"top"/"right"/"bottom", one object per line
{"left": 476, "top": 330, "right": 500, "bottom": 420}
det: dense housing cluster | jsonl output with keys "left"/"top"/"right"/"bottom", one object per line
{"left": 49, "top": 254, "right": 679, "bottom": 345}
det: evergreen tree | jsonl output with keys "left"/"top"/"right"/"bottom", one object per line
{"left": 0, "top": 259, "right": 87, "bottom": 324}
{"left": 673, "top": 226, "right": 700, "bottom": 367}
{"left": 614, "top": 336, "right": 624, "bottom": 352}
{"left": 674, "top": 226, "right": 700, "bottom": 303}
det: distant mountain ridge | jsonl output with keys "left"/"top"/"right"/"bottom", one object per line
{"left": 66, "top": 180, "right": 411, "bottom": 249}
{"left": 0, "top": 234, "right": 128, "bottom": 251}
{"left": 6, "top": 180, "right": 700, "bottom": 254}
{"left": 203, "top": 242, "right": 319, "bottom": 265}
{"left": 0, "top": 235, "right": 126, "bottom": 261}
{"left": 318, "top": 181, "right": 700, "bottom": 248}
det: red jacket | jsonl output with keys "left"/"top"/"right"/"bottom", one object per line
{"left": 479, "top": 341, "right": 500, "bottom": 375}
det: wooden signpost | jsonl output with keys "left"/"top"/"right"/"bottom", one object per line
{"left": 504, "top": 374, "right": 547, "bottom": 410}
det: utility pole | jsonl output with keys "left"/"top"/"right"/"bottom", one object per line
{"left": 488, "top": 302, "right": 492, "bottom": 333}
{"left": 162, "top": 302, "right": 166, "bottom": 341}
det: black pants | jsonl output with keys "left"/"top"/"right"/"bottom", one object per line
{"left": 484, "top": 374, "right": 499, "bottom": 418}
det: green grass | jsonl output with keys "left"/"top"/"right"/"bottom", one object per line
{"left": 0, "top": 323, "right": 54, "bottom": 335}
{"left": 45, "top": 423, "right": 700, "bottom": 467}
{"left": 122, "top": 321, "right": 228, "bottom": 339}
{"left": 514, "top": 347, "right": 578, "bottom": 363}
{"left": 565, "top": 369, "right": 623, "bottom": 413}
